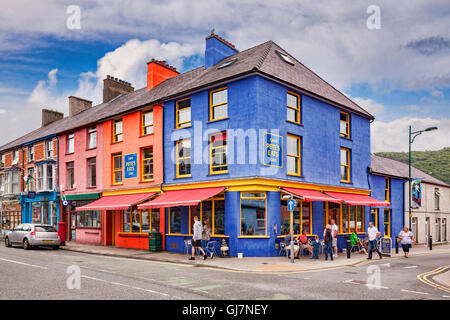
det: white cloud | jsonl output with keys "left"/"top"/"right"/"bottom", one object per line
{"left": 0, "top": 109, "right": 6, "bottom": 114}
{"left": 430, "top": 90, "right": 444, "bottom": 97}
{"left": 371, "top": 117, "right": 449, "bottom": 152}
{"left": 351, "top": 97, "right": 385, "bottom": 116}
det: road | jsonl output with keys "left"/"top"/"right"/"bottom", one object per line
{"left": 0, "top": 244, "right": 449, "bottom": 300}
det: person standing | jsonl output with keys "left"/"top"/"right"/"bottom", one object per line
{"left": 189, "top": 216, "right": 207, "bottom": 261}
{"left": 330, "top": 219, "right": 338, "bottom": 257}
{"left": 398, "top": 226, "right": 415, "bottom": 258}
{"left": 310, "top": 235, "right": 320, "bottom": 260}
{"left": 202, "top": 218, "right": 214, "bottom": 259}
{"left": 367, "top": 221, "right": 382, "bottom": 260}
{"left": 323, "top": 224, "right": 333, "bottom": 261}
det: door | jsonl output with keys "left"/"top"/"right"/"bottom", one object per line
{"left": 425, "top": 217, "right": 430, "bottom": 244}
{"left": 435, "top": 218, "right": 441, "bottom": 242}
{"left": 411, "top": 217, "right": 418, "bottom": 244}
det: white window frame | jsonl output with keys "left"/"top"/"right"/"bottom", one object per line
{"left": 36, "top": 163, "right": 55, "bottom": 192}
{"left": 28, "top": 145, "right": 34, "bottom": 162}
{"left": 87, "top": 126, "right": 97, "bottom": 149}
{"left": 46, "top": 140, "right": 53, "bottom": 158}
{"left": 4, "top": 171, "right": 20, "bottom": 195}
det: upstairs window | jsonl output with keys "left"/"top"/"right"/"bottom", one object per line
{"left": 67, "top": 162, "right": 75, "bottom": 190}
{"left": 87, "top": 126, "right": 97, "bottom": 149}
{"left": 210, "top": 87, "right": 228, "bottom": 121}
{"left": 0, "top": 154, "right": 5, "bottom": 168}
{"left": 46, "top": 140, "right": 53, "bottom": 158}
{"left": 340, "top": 112, "right": 350, "bottom": 138}
{"left": 113, "top": 119, "right": 123, "bottom": 143}
{"left": 176, "top": 139, "right": 191, "bottom": 178}
{"left": 27, "top": 167, "right": 35, "bottom": 192}
{"left": 385, "top": 177, "right": 390, "bottom": 202}
{"left": 112, "top": 154, "right": 123, "bottom": 185}
{"left": 340, "top": 148, "right": 351, "bottom": 183}
{"left": 36, "top": 163, "right": 54, "bottom": 191}
{"left": 67, "top": 134, "right": 74, "bottom": 154}
{"left": 87, "top": 158, "right": 97, "bottom": 188}
{"left": 276, "top": 50, "right": 295, "bottom": 65}
{"left": 434, "top": 188, "right": 440, "bottom": 210}
{"left": 142, "top": 110, "right": 153, "bottom": 135}
{"left": 12, "top": 150, "right": 19, "bottom": 165}
{"left": 210, "top": 132, "right": 227, "bottom": 174}
{"left": 287, "top": 134, "right": 301, "bottom": 176}
{"left": 4, "top": 171, "right": 20, "bottom": 194}
{"left": 176, "top": 98, "right": 191, "bottom": 129}
{"left": 142, "top": 147, "right": 154, "bottom": 181}
{"left": 287, "top": 91, "right": 301, "bottom": 124}
{"left": 28, "top": 146, "right": 34, "bottom": 162}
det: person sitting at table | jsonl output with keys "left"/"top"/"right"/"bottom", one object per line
{"left": 284, "top": 233, "right": 300, "bottom": 259}
{"left": 350, "top": 232, "right": 368, "bottom": 254}
{"left": 299, "top": 229, "right": 313, "bottom": 255}
{"left": 246, "top": 225, "right": 254, "bottom": 235}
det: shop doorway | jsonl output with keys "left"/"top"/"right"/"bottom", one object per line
{"left": 103, "top": 211, "right": 114, "bottom": 246}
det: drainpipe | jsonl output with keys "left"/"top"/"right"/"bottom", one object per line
{"left": 56, "top": 135, "right": 61, "bottom": 227}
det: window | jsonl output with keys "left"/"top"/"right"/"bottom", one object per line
{"left": 112, "top": 154, "right": 122, "bottom": 184}
{"left": 113, "top": 119, "right": 123, "bottom": 143}
{"left": 176, "top": 98, "right": 191, "bottom": 128}
{"left": 34, "top": 163, "right": 54, "bottom": 191}
{"left": 46, "top": 140, "right": 53, "bottom": 158}
{"left": 67, "top": 162, "right": 75, "bottom": 189}
{"left": 340, "top": 148, "right": 351, "bottom": 182}
{"left": 385, "top": 177, "right": 390, "bottom": 202}
{"left": 435, "top": 218, "right": 441, "bottom": 242}
{"left": 122, "top": 209, "right": 157, "bottom": 233}
{"left": 26, "top": 167, "right": 35, "bottom": 192}
{"left": 276, "top": 50, "right": 294, "bottom": 65}
{"left": 142, "top": 110, "right": 154, "bottom": 135}
{"left": 210, "top": 132, "right": 227, "bottom": 174}
{"left": 340, "top": 112, "right": 350, "bottom": 138}
{"left": 287, "top": 91, "right": 301, "bottom": 124}
{"left": 341, "top": 205, "right": 364, "bottom": 233}
{"left": 77, "top": 210, "right": 100, "bottom": 228}
{"left": 384, "top": 209, "right": 390, "bottom": 237}
{"left": 66, "top": 133, "right": 74, "bottom": 154}
{"left": 218, "top": 58, "right": 237, "bottom": 69}
{"left": 240, "top": 192, "right": 266, "bottom": 236}
{"left": 443, "top": 218, "right": 447, "bottom": 242}
{"left": 1, "top": 211, "right": 21, "bottom": 229}
{"left": 188, "top": 194, "right": 225, "bottom": 236}
{"left": 4, "top": 171, "right": 20, "bottom": 194}
{"left": 210, "top": 87, "right": 228, "bottom": 121}
{"left": 141, "top": 147, "right": 154, "bottom": 181}
{"left": 0, "top": 154, "right": 4, "bottom": 168}
{"left": 176, "top": 139, "right": 191, "bottom": 178}
{"left": 370, "top": 208, "right": 378, "bottom": 228}
{"left": 0, "top": 174, "right": 3, "bottom": 192}
{"left": 324, "top": 202, "right": 340, "bottom": 228}
{"left": 87, "top": 158, "right": 96, "bottom": 187}
{"left": 434, "top": 188, "right": 440, "bottom": 210}
{"left": 12, "top": 150, "right": 19, "bottom": 165}
{"left": 287, "top": 134, "right": 301, "bottom": 175}
{"left": 280, "top": 198, "right": 300, "bottom": 235}
{"left": 87, "top": 126, "right": 97, "bottom": 149}
{"left": 28, "top": 145, "right": 34, "bottom": 162}
{"left": 169, "top": 207, "right": 182, "bottom": 234}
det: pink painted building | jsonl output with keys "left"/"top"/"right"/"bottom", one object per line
{"left": 58, "top": 96, "right": 104, "bottom": 244}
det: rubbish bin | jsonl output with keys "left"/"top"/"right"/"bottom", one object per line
{"left": 148, "top": 232, "right": 162, "bottom": 252}
{"left": 57, "top": 222, "right": 67, "bottom": 246}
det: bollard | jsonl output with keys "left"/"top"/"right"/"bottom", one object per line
{"left": 346, "top": 239, "right": 351, "bottom": 259}
{"left": 429, "top": 235, "right": 432, "bottom": 250}
{"left": 395, "top": 236, "right": 399, "bottom": 254}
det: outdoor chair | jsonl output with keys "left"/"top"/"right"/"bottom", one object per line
{"left": 207, "top": 240, "right": 218, "bottom": 257}
{"left": 184, "top": 239, "right": 201, "bottom": 255}
{"left": 278, "top": 241, "right": 288, "bottom": 256}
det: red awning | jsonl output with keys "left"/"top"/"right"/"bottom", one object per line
{"left": 324, "top": 191, "right": 390, "bottom": 206}
{"left": 137, "top": 187, "right": 225, "bottom": 209}
{"left": 281, "top": 187, "right": 341, "bottom": 203}
{"left": 75, "top": 192, "right": 157, "bottom": 211}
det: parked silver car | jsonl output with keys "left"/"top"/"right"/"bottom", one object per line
{"left": 5, "top": 224, "right": 60, "bottom": 250}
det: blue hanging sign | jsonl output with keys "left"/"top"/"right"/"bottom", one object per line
{"left": 263, "top": 132, "right": 283, "bottom": 168}
{"left": 124, "top": 153, "right": 138, "bottom": 179}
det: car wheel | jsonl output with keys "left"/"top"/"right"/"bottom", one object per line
{"left": 5, "top": 237, "right": 11, "bottom": 247}
{"left": 23, "top": 239, "right": 31, "bottom": 250}
{"left": 52, "top": 245, "right": 59, "bottom": 250}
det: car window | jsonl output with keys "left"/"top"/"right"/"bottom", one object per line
{"left": 14, "top": 224, "right": 24, "bottom": 231}
{"left": 35, "top": 226, "right": 57, "bottom": 232}
{"left": 23, "top": 225, "right": 32, "bottom": 232}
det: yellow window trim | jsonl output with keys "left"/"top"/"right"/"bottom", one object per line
{"left": 141, "top": 110, "right": 154, "bottom": 136}
{"left": 112, "top": 119, "right": 123, "bottom": 143}
{"left": 188, "top": 193, "right": 226, "bottom": 236}
{"left": 175, "top": 97, "right": 191, "bottom": 129}
{"left": 238, "top": 236, "right": 270, "bottom": 239}
{"left": 384, "top": 209, "right": 391, "bottom": 237}
{"left": 112, "top": 153, "right": 122, "bottom": 185}
{"left": 287, "top": 90, "right": 301, "bottom": 124}
{"left": 176, "top": 139, "right": 191, "bottom": 178}
{"left": 340, "top": 111, "right": 350, "bottom": 138}
{"left": 141, "top": 147, "right": 154, "bottom": 182}
{"left": 240, "top": 192, "right": 267, "bottom": 236}
{"left": 287, "top": 134, "right": 301, "bottom": 176}
{"left": 371, "top": 208, "right": 378, "bottom": 228}
{"left": 209, "top": 87, "right": 228, "bottom": 122}
{"left": 340, "top": 147, "right": 351, "bottom": 183}
{"left": 209, "top": 131, "right": 228, "bottom": 175}
{"left": 385, "top": 177, "right": 390, "bottom": 202}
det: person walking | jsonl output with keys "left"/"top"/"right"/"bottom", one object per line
{"left": 330, "top": 219, "right": 338, "bottom": 257}
{"left": 323, "top": 224, "right": 333, "bottom": 261}
{"left": 189, "top": 216, "right": 207, "bottom": 261}
{"left": 367, "top": 221, "right": 382, "bottom": 260}
{"left": 201, "top": 218, "right": 214, "bottom": 259}
{"left": 398, "top": 226, "right": 415, "bottom": 258}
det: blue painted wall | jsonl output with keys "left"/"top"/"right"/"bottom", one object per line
{"left": 205, "top": 36, "right": 238, "bottom": 68}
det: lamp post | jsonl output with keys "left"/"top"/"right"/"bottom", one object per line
{"left": 408, "top": 126, "right": 438, "bottom": 230}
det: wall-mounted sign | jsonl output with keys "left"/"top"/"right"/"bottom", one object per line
{"left": 263, "top": 132, "right": 283, "bottom": 168}
{"left": 27, "top": 192, "right": 36, "bottom": 199}
{"left": 62, "top": 200, "right": 69, "bottom": 207}
{"left": 124, "top": 153, "right": 138, "bottom": 179}
{"left": 411, "top": 178, "right": 422, "bottom": 208}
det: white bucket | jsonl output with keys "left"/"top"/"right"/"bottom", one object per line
{"left": 237, "top": 252, "right": 243, "bottom": 259}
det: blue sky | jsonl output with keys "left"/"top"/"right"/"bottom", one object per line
{"left": 0, "top": 0, "right": 449, "bottom": 152}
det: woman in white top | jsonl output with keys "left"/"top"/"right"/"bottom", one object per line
{"left": 398, "top": 226, "right": 415, "bottom": 258}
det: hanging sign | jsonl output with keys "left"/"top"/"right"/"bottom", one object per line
{"left": 263, "top": 132, "right": 283, "bottom": 168}
{"left": 124, "top": 153, "right": 138, "bottom": 179}
{"left": 411, "top": 178, "right": 422, "bottom": 208}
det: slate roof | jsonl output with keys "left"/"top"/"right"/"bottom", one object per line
{"left": 371, "top": 154, "right": 449, "bottom": 187}
{"left": 0, "top": 40, "right": 373, "bottom": 152}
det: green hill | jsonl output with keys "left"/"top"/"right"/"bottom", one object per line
{"left": 375, "top": 147, "right": 450, "bottom": 185}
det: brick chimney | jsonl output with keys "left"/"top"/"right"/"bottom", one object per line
{"left": 205, "top": 31, "right": 238, "bottom": 68}
{"left": 103, "top": 75, "right": 134, "bottom": 103}
{"left": 69, "top": 96, "right": 92, "bottom": 117}
{"left": 146, "top": 59, "right": 179, "bottom": 90}
{"left": 42, "top": 109, "right": 64, "bottom": 127}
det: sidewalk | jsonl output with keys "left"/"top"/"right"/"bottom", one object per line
{"left": 61, "top": 242, "right": 450, "bottom": 273}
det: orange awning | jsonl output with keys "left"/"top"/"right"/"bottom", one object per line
{"left": 281, "top": 187, "right": 341, "bottom": 203}
{"left": 75, "top": 192, "right": 157, "bottom": 211}
{"left": 137, "top": 187, "right": 225, "bottom": 209}
{"left": 324, "top": 191, "right": 390, "bottom": 206}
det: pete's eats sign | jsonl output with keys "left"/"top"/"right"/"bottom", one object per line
{"left": 124, "top": 153, "right": 137, "bottom": 179}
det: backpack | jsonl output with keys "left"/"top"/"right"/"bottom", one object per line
{"left": 324, "top": 229, "right": 332, "bottom": 243}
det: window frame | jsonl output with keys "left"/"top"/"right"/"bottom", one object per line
{"left": 112, "top": 119, "right": 123, "bottom": 143}
{"left": 112, "top": 153, "right": 123, "bottom": 185}
{"left": 28, "top": 145, "right": 34, "bottom": 162}
{"left": 209, "top": 131, "right": 228, "bottom": 175}
{"left": 209, "top": 87, "right": 228, "bottom": 122}
{"left": 35, "top": 163, "right": 54, "bottom": 192}
{"left": 87, "top": 126, "right": 97, "bottom": 149}
{"left": 286, "top": 91, "right": 301, "bottom": 124}
{"left": 141, "top": 110, "right": 154, "bottom": 136}
{"left": 239, "top": 192, "right": 267, "bottom": 237}
{"left": 187, "top": 194, "right": 225, "bottom": 236}
{"left": 168, "top": 207, "right": 182, "bottom": 234}
{"left": 66, "top": 161, "right": 75, "bottom": 190}
{"left": 141, "top": 147, "right": 154, "bottom": 182}
{"left": 67, "top": 133, "right": 75, "bottom": 154}
{"left": 385, "top": 177, "right": 390, "bottom": 202}
{"left": 286, "top": 134, "right": 301, "bottom": 176}
{"left": 46, "top": 140, "right": 53, "bottom": 158}
{"left": 175, "top": 98, "right": 191, "bottom": 129}
{"left": 176, "top": 139, "right": 191, "bottom": 178}
{"left": 383, "top": 209, "right": 391, "bottom": 237}
{"left": 434, "top": 188, "right": 440, "bottom": 210}
{"left": 87, "top": 157, "right": 97, "bottom": 188}
{"left": 340, "top": 147, "right": 351, "bottom": 183}
{"left": 370, "top": 208, "right": 378, "bottom": 229}
{"left": 340, "top": 111, "right": 350, "bottom": 139}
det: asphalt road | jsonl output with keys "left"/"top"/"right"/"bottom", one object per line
{"left": 0, "top": 244, "right": 449, "bottom": 300}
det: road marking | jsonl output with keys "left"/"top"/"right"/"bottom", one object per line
{"left": 443, "top": 295, "right": 450, "bottom": 298}
{"left": 401, "top": 289, "right": 429, "bottom": 295}
{"left": 343, "top": 279, "right": 388, "bottom": 289}
{"left": 404, "top": 266, "right": 418, "bottom": 269}
{"left": 417, "top": 265, "right": 450, "bottom": 294}
{"left": 380, "top": 263, "right": 391, "bottom": 267}
{"left": 0, "top": 258, "right": 48, "bottom": 270}
{"left": 81, "top": 275, "right": 175, "bottom": 298}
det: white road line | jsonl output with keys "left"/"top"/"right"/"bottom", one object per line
{"left": 401, "top": 289, "right": 429, "bottom": 295}
{"left": 81, "top": 275, "right": 174, "bottom": 298}
{"left": 404, "top": 266, "right": 418, "bottom": 269}
{"left": 443, "top": 295, "right": 450, "bottom": 298}
{"left": 0, "top": 257, "right": 48, "bottom": 270}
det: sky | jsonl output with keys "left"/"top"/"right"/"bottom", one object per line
{"left": 0, "top": 0, "right": 449, "bottom": 152}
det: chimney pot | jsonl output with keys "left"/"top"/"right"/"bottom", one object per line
{"left": 42, "top": 109, "right": 64, "bottom": 127}
{"left": 69, "top": 96, "right": 92, "bottom": 117}
{"left": 103, "top": 75, "right": 134, "bottom": 103}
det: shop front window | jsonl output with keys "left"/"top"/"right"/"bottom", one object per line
{"left": 169, "top": 207, "right": 182, "bottom": 234}
{"left": 341, "top": 204, "right": 364, "bottom": 233}
{"left": 301, "top": 201, "right": 311, "bottom": 234}
{"left": 2, "top": 211, "right": 21, "bottom": 230}
{"left": 280, "top": 198, "right": 300, "bottom": 235}
{"left": 32, "top": 204, "right": 40, "bottom": 224}
{"left": 77, "top": 211, "right": 100, "bottom": 228}
{"left": 240, "top": 193, "right": 266, "bottom": 236}
{"left": 324, "top": 202, "right": 340, "bottom": 228}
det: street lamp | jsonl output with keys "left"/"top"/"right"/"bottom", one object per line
{"left": 408, "top": 126, "right": 438, "bottom": 230}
